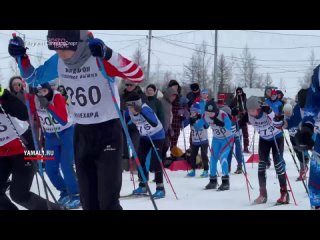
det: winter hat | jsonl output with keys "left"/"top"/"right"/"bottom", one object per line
{"left": 236, "top": 87, "right": 243, "bottom": 93}
{"left": 190, "top": 83, "right": 200, "bottom": 92}
{"left": 146, "top": 84, "right": 157, "bottom": 92}
{"left": 37, "top": 82, "right": 51, "bottom": 90}
{"left": 190, "top": 103, "right": 201, "bottom": 114}
{"left": 168, "top": 80, "right": 180, "bottom": 88}
{"left": 246, "top": 96, "right": 262, "bottom": 111}
{"left": 205, "top": 99, "right": 218, "bottom": 113}
{"left": 271, "top": 89, "right": 278, "bottom": 96}
{"left": 201, "top": 89, "right": 209, "bottom": 95}
{"left": 283, "top": 103, "right": 293, "bottom": 117}
{"left": 276, "top": 90, "right": 284, "bottom": 99}
{"left": 125, "top": 92, "right": 142, "bottom": 107}
{"left": 47, "top": 30, "right": 80, "bottom": 51}
{"left": 220, "top": 106, "right": 231, "bottom": 116}
{"left": 297, "top": 88, "right": 309, "bottom": 108}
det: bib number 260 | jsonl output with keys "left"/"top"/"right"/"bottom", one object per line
{"left": 66, "top": 86, "right": 101, "bottom": 106}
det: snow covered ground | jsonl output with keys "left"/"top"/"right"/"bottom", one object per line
{"left": 15, "top": 125, "right": 312, "bottom": 210}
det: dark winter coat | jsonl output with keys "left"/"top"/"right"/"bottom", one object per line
{"left": 120, "top": 85, "right": 147, "bottom": 111}
{"left": 147, "top": 95, "right": 165, "bottom": 127}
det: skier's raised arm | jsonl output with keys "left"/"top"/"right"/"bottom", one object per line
{"left": 88, "top": 37, "right": 144, "bottom": 83}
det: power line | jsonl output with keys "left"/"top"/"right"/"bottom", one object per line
{"left": 156, "top": 30, "right": 201, "bottom": 38}
{"left": 239, "top": 30, "right": 320, "bottom": 38}
{"left": 156, "top": 36, "right": 320, "bottom": 50}
{"left": 94, "top": 32, "right": 147, "bottom": 37}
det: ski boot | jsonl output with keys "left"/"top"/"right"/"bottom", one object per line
{"left": 152, "top": 190, "right": 165, "bottom": 199}
{"left": 217, "top": 175, "right": 230, "bottom": 191}
{"left": 186, "top": 169, "right": 196, "bottom": 177}
{"left": 58, "top": 190, "right": 70, "bottom": 206}
{"left": 64, "top": 195, "right": 81, "bottom": 209}
{"left": 153, "top": 184, "right": 165, "bottom": 199}
{"left": 234, "top": 166, "right": 243, "bottom": 174}
{"left": 200, "top": 170, "right": 209, "bottom": 178}
{"left": 276, "top": 187, "right": 290, "bottom": 205}
{"left": 132, "top": 186, "right": 147, "bottom": 195}
{"left": 205, "top": 176, "right": 217, "bottom": 189}
{"left": 253, "top": 188, "right": 267, "bottom": 204}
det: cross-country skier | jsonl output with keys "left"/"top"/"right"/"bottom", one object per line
{"left": 0, "top": 86, "right": 61, "bottom": 210}
{"left": 30, "top": 83, "right": 80, "bottom": 209}
{"left": 124, "top": 92, "right": 166, "bottom": 199}
{"left": 283, "top": 87, "right": 309, "bottom": 181}
{"left": 8, "top": 30, "right": 144, "bottom": 210}
{"left": 245, "top": 96, "right": 289, "bottom": 205}
{"left": 295, "top": 65, "right": 320, "bottom": 210}
{"left": 185, "top": 103, "right": 209, "bottom": 178}
{"left": 204, "top": 99, "right": 234, "bottom": 191}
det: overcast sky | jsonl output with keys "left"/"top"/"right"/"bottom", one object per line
{"left": 1, "top": 30, "right": 320, "bottom": 99}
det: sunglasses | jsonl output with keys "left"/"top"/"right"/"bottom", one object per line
{"left": 237, "top": 91, "right": 242, "bottom": 94}
{"left": 125, "top": 84, "right": 134, "bottom": 87}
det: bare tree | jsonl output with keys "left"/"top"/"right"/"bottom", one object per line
{"left": 217, "top": 54, "right": 232, "bottom": 93}
{"left": 264, "top": 73, "right": 273, "bottom": 87}
{"left": 183, "top": 41, "right": 212, "bottom": 89}
{"left": 238, "top": 45, "right": 258, "bottom": 88}
{"left": 300, "top": 49, "right": 318, "bottom": 87}
{"left": 132, "top": 45, "right": 147, "bottom": 87}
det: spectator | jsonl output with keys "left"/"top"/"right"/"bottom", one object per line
{"left": 229, "top": 87, "right": 250, "bottom": 153}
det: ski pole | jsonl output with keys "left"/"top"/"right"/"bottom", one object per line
{"left": 222, "top": 130, "right": 253, "bottom": 191}
{"left": 124, "top": 111, "right": 136, "bottom": 190}
{"left": 234, "top": 118, "right": 252, "bottom": 200}
{"left": 145, "top": 132, "right": 178, "bottom": 200}
{"left": 268, "top": 118, "right": 297, "bottom": 206}
{"left": 16, "top": 53, "right": 51, "bottom": 210}
{"left": 88, "top": 32, "right": 158, "bottom": 210}
{"left": 283, "top": 134, "right": 309, "bottom": 194}
{"left": 181, "top": 119, "right": 189, "bottom": 173}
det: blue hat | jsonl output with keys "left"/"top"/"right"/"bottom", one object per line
{"left": 36, "top": 82, "right": 51, "bottom": 90}
{"left": 190, "top": 103, "right": 201, "bottom": 114}
{"left": 201, "top": 89, "right": 209, "bottom": 94}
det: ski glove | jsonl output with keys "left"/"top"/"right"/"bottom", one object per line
{"left": 273, "top": 117, "right": 284, "bottom": 129}
{"left": 88, "top": 38, "right": 112, "bottom": 60}
{"left": 261, "top": 105, "right": 272, "bottom": 114}
{"left": 38, "top": 96, "right": 49, "bottom": 109}
{"left": 295, "top": 123, "right": 314, "bottom": 150}
{"left": 8, "top": 35, "right": 27, "bottom": 57}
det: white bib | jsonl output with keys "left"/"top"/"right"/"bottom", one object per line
{"left": 58, "top": 56, "right": 120, "bottom": 125}
{"left": 205, "top": 111, "right": 233, "bottom": 139}
{"left": 36, "top": 91, "right": 73, "bottom": 133}
{"left": 249, "top": 113, "right": 282, "bottom": 140}
{"left": 0, "top": 113, "right": 20, "bottom": 146}
{"left": 191, "top": 126, "right": 208, "bottom": 143}
{"left": 129, "top": 104, "right": 163, "bottom": 137}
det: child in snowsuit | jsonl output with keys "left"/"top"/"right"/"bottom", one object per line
{"left": 125, "top": 92, "right": 166, "bottom": 199}
{"left": 185, "top": 103, "right": 209, "bottom": 178}
{"left": 204, "top": 99, "right": 234, "bottom": 191}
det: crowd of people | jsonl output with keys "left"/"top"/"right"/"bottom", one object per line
{"left": 0, "top": 30, "right": 319, "bottom": 210}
